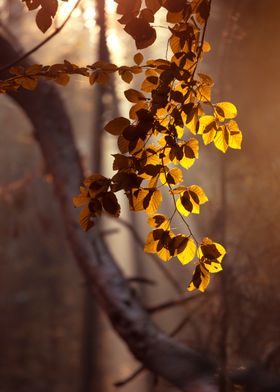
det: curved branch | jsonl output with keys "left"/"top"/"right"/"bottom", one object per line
{"left": 0, "top": 34, "right": 217, "bottom": 391}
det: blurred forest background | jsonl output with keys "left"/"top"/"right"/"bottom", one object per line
{"left": 0, "top": 0, "right": 280, "bottom": 391}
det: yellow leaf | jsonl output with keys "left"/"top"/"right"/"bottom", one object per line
{"left": 214, "top": 126, "right": 229, "bottom": 153}
{"left": 188, "top": 185, "right": 208, "bottom": 204}
{"left": 176, "top": 193, "right": 191, "bottom": 216}
{"left": 170, "top": 186, "right": 187, "bottom": 195}
{"left": 215, "top": 102, "right": 237, "bottom": 119}
{"left": 73, "top": 194, "right": 90, "bottom": 207}
{"left": 80, "top": 207, "right": 94, "bottom": 232}
{"left": 145, "top": 189, "right": 162, "bottom": 214}
{"left": 202, "top": 41, "right": 211, "bottom": 52}
{"left": 177, "top": 237, "right": 196, "bottom": 265}
{"left": 141, "top": 75, "right": 159, "bottom": 92}
{"left": 204, "top": 261, "right": 223, "bottom": 273}
{"left": 199, "top": 237, "right": 226, "bottom": 262}
{"left": 157, "top": 247, "right": 172, "bottom": 262}
{"left": 159, "top": 167, "right": 183, "bottom": 186}
{"left": 202, "top": 126, "right": 216, "bottom": 145}
{"left": 198, "top": 115, "right": 216, "bottom": 135}
{"left": 179, "top": 138, "right": 199, "bottom": 170}
{"left": 197, "top": 84, "right": 212, "bottom": 102}
{"left": 197, "top": 238, "right": 226, "bottom": 274}
{"left": 186, "top": 111, "right": 199, "bottom": 134}
{"left": 144, "top": 231, "right": 158, "bottom": 253}
{"left": 227, "top": 120, "right": 242, "bottom": 149}
{"left": 198, "top": 73, "right": 213, "bottom": 86}
{"left": 188, "top": 264, "right": 210, "bottom": 292}
{"left": 147, "top": 214, "right": 170, "bottom": 230}
{"left": 176, "top": 186, "right": 207, "bottom": 216}
{"left": 131, "top": 188, "right": 148, "bottom": 212}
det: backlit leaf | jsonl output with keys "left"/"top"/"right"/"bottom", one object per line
{"left": 147, "top": 214, "right": 170, "bottom": 230}
{"left": 214, "top": 126, "right": 229, "bottom": 153}
{"left": 188, "top": 264, "right": 210, "bottom": 292}
{"left": 227, "top": 120, "right": 242, "bottom": 149}
{"left": 179, "top": 139, "right": 199, "bottom": 170}
{"left": 215, "top": 102, "right": 237, "bottom": 119}
{"left": 80, "top": 207, "right": 94, "bottom": 232}
{"left": 173, "top": 235, "right": 196, "bottom": 265}
{"left": 124, "top": 89, "right": 146, "bottom": 103}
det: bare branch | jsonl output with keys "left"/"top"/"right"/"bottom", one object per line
{"left": 128, "top": 277, "right": 156, "bottom": 286}
{"left": 146, "top": 294, "right": 201, "bottom": 314}
{"left": 114, "top": 365, "right": 145, "bottom": 388}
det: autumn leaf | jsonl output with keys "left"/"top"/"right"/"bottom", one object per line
{"left": 104, "top": 117, "right": 130, "bottom": 135}
{"left": 215, "top": 102, "right": 237, "bottom": 120}
{"left": 188, "top": 264, "right": 210, "bottom": 292}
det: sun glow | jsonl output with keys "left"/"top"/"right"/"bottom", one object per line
{"left": 106, "top": 0, "right": 117, "bottom": 14}
{"left": 56, "top": 0, "right": 96, "bottom": 28}
{"left": 56, "top": 0, "right": 79, "bottom": 23}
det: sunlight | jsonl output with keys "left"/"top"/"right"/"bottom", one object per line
{"left": 56, "top": 0, "right": 80, "bottom": 23}
{"left": 106, "top": 0, "right": 117, "bottom": 14}
{"left": 107, "top": 30, "right": 121, "bottom": 52}
{"left": 56, "top": 0, "right": 96, "bottom": 28}
{"left": 83, "top": 4, "right": 96, "bottom": 29}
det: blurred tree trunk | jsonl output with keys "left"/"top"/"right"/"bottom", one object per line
{"left": 82, "top": 1, "right": 113, "bottom": 391}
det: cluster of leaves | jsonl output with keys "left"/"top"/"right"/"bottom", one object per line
{"left": 72, "top": 0, "right": 242, "bottom": 291}
{"left": 4, "top": 0, "right": 242, "bottom": 291}
{"left": 22, "top": 0, "right": 68, "bottom": 32}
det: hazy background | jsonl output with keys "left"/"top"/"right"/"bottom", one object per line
{"left": 0, "top": 0, "right": 280, "bottom": 391}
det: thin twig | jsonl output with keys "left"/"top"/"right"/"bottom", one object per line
{"left": 170, "top": 314, "right": 191, "bottom": 337}
{"left": 190, "top": 0, "right": 212, "bottom": 81}
{"left": 146, "top": 294, "right": 200, "bottom": 314}
{"left": 128, "top": 277, "right": 156, "bottom": 286}
{"left": 0, "top": 0, "right": 82, "bottom": 74}
{"left": 114, "top": 365, "right": 145, "bottom": 388}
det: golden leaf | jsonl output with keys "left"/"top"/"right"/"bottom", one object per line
{"left": 215, "top": 102, "right": 237, "bottom": 120}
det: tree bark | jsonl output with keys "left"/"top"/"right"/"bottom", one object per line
{"left": 0, "top": 34, "right": 218, "bottom": 391}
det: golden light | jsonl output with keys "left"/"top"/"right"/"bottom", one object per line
{"left": 56, "top": 0, "right": 96, "bottom": 28}
{"left": 56, "top": 0, "right": 80, "bottom": 23}
{"left": 106, "top": 0, "right": 117, "bottom": 14}
{"left": 83, "top": 4, "right": 96, "bottom": 29}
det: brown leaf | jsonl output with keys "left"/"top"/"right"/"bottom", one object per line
{"left": 104, "top": 117, "right": 130, "bottom": 136}
{"left": 102, "top": 192, "right": 121, "bottom": 217}
{"left": 36, "top": 8, "right": 52, "bottom": 33}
